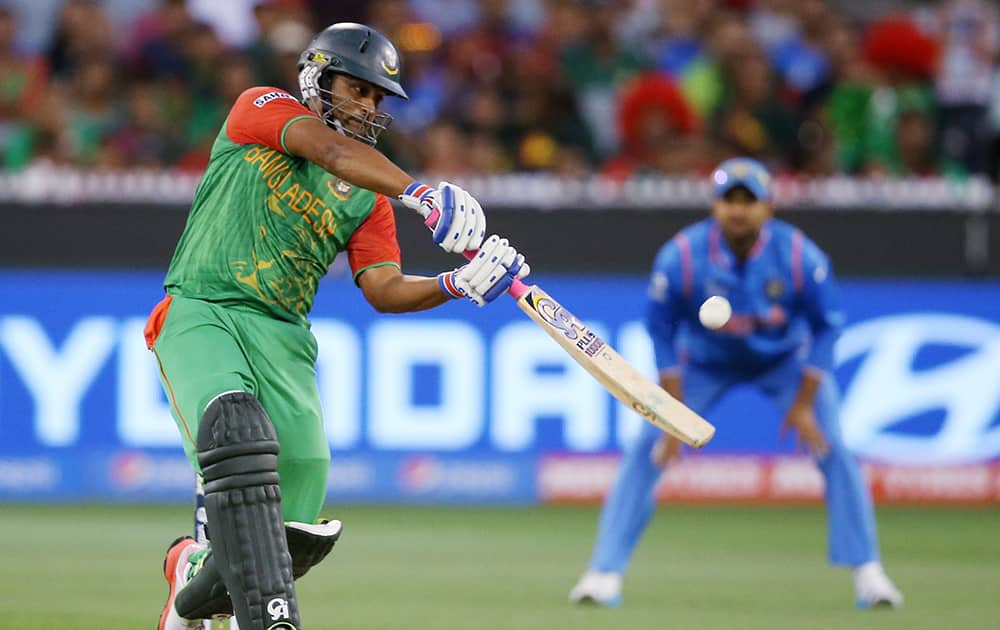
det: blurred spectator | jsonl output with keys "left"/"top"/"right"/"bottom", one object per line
{"left": 748, "top": 0, "right": 801, "bottom": 51}
{"left": 179, "top": 53, "right": 256, "bottom": 171}
{"left": 823, "top": 17, "right": 878, "bottom": 173}
{"left": 180, "top": 23, "right": 227, "bottom": 149}
{"left": 652, "top": 0, "right": 717, "bottom": 114}
{"left": 0, "top": 0, "right": 988, "bottom": 179}
{"left": 468, "top": 132, "right": 511, "bottom": 173}
{"left": 559, "top": 0, "right": 650, "bottom": 157}
{"left": 102, "top": 82, "right": 175, "bottom": 168}
{"left": 931, "top": 0, "right": 997, "bottom": 175}
{"left": 247, "top": 0, "right": 315, "bottom": 89}
{"left": 503, "top": 42, "right": 594, "bottom": 170}
{"left": 603, "top": 72, "right": 709, "bottom": 178}
{"left": 764, "top": 0, "right": 833, "bottom": 110}
{"left": 863, "top": 14, "right": 939, "bottom": 82}
{"left": 0, "top": 7, "right": 48, "bottom": 167}
{"left": 269, "top": 19, "right": 316, "bottom": 92}
{"left": 686, "top": 10, "right": 756, "bottom": 117}
{"left": 864, "top": 85, "right": 964, "bottom": 177}
{"left": 446, "top": 0, "right": 531, "bottom": 87}
{"left": 371, "top": 0, "right": 449, "bottom": 136}
{"left": 854, "top": 15, "right": 962, "bottom": 177}
{"left": 65, "top": 56, "right": 123, "bottom": 166}
{"left": 419, "top": 120, "right": 473, "bottom": 177}
{"left": 46, "top": 0, "right": 115, "bottom": 79}
{"left": 711, "top": 43, "right": 802, "bottom": 169}
{"left": 187, "top": 0, "right": 265, "bottom": 48}
{"left": 127, "top": 0, "right": 194, "bottom": 80}
{"left": 411, "top": 0, "right": 480, "bottom": 36}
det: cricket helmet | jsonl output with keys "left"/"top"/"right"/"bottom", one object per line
{"left": 297, "top": 22, "right": 407, "bottom": 145}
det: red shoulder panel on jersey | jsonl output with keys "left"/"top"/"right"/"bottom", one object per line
{"left": 226, "top": 86, "right": 317, "bottom": 153}
{"left": 347, "top": 194, "right": 402, "bottom": 276}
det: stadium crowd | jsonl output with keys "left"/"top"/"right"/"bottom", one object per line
{"left": 2, "top": 0, "right": 999, "bottom": 180}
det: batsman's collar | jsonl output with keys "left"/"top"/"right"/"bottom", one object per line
{"left": 712, "top": 157, "right": 771, "bottom": 201}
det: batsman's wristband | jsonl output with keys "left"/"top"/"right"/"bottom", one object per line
{"left": 437, "top": 271, "right": 464, "bottom": 299}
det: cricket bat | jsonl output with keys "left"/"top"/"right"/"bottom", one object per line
{"left": 415, "top": 206, "right": 715, "bottom": 447}
{"left": 506, "top": 278, "right": 715, "bottom": 447}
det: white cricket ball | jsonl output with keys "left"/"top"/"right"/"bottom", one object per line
{"left": 699, "top": 295, "right": 732, "bottom": 330}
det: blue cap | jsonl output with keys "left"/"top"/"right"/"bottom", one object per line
{"left": 712, "top": 157, "right": 772, "bottom": 201}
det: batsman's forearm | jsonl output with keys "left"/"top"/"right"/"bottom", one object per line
{"left": 368, "top": 275, "right": 450, "bottom": 313}
{"left": 285, "top": 118, "right": 414, "bottom": 197}
{"left": 318, "top": 139, "right": 413, "bottom": 197}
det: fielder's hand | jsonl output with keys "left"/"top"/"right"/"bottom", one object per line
{"left": 781, "top": 402, "right": 829, "bottom": 458}
{"left": 399, "top": 181, "right": 487, "bottom": 254}
{"left": 651, "top": 434, "right": 684, "bottom": 467}
{"left": 438, "top": 235, "right": 530, "bottom": 306}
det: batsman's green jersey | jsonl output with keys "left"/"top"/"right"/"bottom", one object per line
{"left": 147, "top": 86, "right": 402, "bottom": 523}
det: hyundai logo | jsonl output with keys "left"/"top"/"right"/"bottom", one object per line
{"left": 837, "top": 314, "right": 1000, "bottom": 464}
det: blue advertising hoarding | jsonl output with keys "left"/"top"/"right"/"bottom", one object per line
{"left": 0, "top": 271, "right": 997, "bottom": 502}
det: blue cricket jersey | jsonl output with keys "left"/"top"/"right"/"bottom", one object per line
{"left": 646, "top": 218, "right": 844, "bottom": 374}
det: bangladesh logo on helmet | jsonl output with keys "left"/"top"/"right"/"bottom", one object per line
{"left": 381, "top": 48, "right": 399, "bottom": 76}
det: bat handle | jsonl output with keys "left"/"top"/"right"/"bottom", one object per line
{"left": 422, "top": 209, "right": 529, "bottom": 299}
{"left": 460, "top": 250, "right": 530, "bottom": 299}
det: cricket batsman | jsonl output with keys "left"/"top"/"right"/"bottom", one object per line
{"left": 147, "top": 22, "right": 529, "bottom": 630}
{"left": 569, "top": 158, "right": 903, "bottom": 609}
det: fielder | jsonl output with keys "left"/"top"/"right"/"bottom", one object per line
{"left": 569, "top": 158, "right": 903, "bottom": 610}
{"left": 148, "top": 22, "right": 528, "bottom": 630}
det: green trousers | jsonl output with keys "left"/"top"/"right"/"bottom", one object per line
{"left": 147, "top": 294, "right": 329, "bottom": 523}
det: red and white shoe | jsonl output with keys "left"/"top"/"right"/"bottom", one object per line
{"left": 158, "top": 536, "right": 207, "bottom": 630}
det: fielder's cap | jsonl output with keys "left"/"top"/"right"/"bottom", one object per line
{"left": 712, "top": 157, "right": 772, "bottom": 201}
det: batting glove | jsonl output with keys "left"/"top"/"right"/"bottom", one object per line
{"left": 438, "top": 235, "right": 530, "bottom": 306}
{"left": 399, "top": 181, "right": 487, "bottom": 254}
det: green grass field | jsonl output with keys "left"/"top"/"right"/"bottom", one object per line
{"left": 1, "top": 504, "right": 997, "bottom": 629}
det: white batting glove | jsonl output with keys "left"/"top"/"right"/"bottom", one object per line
{"left": 438, "top": 235, "right": 531, "bottom": 306}
{"left": 399, "top": 181, "right": 487, "bottom": 254}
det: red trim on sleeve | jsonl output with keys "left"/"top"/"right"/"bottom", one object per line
{"left": 226, "top": 87, "right": 317, "bottom": 153}
{"left": 676, "top": 233, "right": 694, "bottom": 297}
{"left": 347, "top": 194, "right": 402, "bottom": 276}
{"left": 144, "top": 294, "right": 173, "bottom": 349}
{"left": 791, "top": 230, "right": 804, "bottom": 292}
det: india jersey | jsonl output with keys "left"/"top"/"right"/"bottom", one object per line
{"left": 646, "top": 218, "right": 843, "bottom": 374}
{"left": 163, "top": 87, "right": 401, "bottom": 325}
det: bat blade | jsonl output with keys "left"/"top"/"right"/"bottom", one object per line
{"left": 514, "top": 284, "right": 715, "bottom": 447}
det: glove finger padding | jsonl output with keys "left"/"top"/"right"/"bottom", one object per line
{"left": 459, "top": 190, "right": 486, "bottom": 252}
{"left": 472, "top": 246, "right": 516, "bottom": 296}
{"left": 435, "top": 182, "right": 486, "bottom": 254}
{"left": 431, "top": 186, "right": 456, "bottom": 246}
{"left": 438, "top": 182, "right": 468, "bottom": 252}
{"left": 480, "top": 253, "right": 524, "bottom": 303}
{"left": 460, "top": 236, "right": 505, "bottom": 288}
{"left": 453, "top": 236, "right": 498, "bottom": 306}
{"left": 453, "top": 235, "right": 527, "bottom": 306}
{"left": 516, "top": 259, "right": 530, "bottom": 279}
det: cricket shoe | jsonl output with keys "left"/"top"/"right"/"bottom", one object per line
{"left": 158, "top": 536, "right": 208, "bottom": 629}
{"left": 854, "top": 561, "right": 903, "bottom": 609}
{"left": 569, "top": 570, "right": 623, "bottom": 607}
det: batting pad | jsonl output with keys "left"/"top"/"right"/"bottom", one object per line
{"left": 197, "top": 391, "right": 300, "bottom": 630}
{"left": 287, "top": 519, "right": 343, "bottom": 579}
{"left": 176, "top": 520, "right": 344, "bottom": 618}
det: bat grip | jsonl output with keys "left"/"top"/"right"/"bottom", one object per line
{"left": 422, "top": 208, "right": 529, "bottom": 299}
